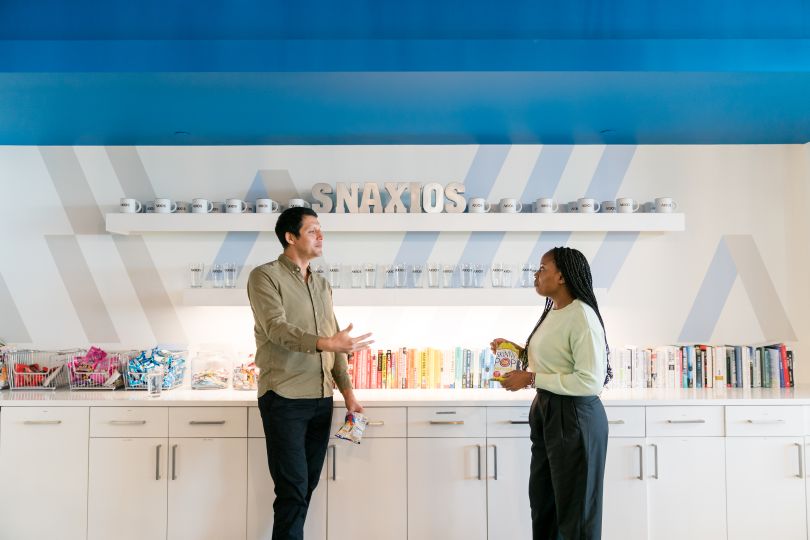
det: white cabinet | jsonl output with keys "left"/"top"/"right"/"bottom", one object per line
{"left": 89, "top": 437, "right": 168, "bottom": 540}
{"left": 603, "top": 438, "right": 647, "bottom": 540}
{"left": 485, "top": 437, "right": 531, "bottom": 540}
{"left": 727, "top": 437, "right": 807, "bottom": 540}
{"left": 646, "top": 437, "right": 727, "bottom": 540}
{"left": 0, "top": 407, "right": 89, "bottom": 540}
{"left": 247, "top": 409, "right": 327, "bottom": 540}
{"left": 408, "top": 437, "right": 487, "bottom": 540}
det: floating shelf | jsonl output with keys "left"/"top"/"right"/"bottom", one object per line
{"left": 106, "top": 212, "right": 685, "bottom": 235}
{"left": 182, "top": 287, "right": 552, "bottom": 307}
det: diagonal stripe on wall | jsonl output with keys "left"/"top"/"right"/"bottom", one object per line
{"left": 106, "top": 147, "right": 157, "bottom": 202}
{"left": 39, "top": 147, "right": 105, "bottom": 234}
{"left": 45, "top": 235, "right": 120, "bottom": 343}
{"left": 0, "top": 272, "right": 32, "bottom": 342}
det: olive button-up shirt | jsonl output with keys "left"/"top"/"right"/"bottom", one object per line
{"left": 247, "top": 254, "right": 351, "bottom": 399}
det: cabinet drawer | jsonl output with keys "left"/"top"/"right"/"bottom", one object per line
{"left": 408, "top": 407, "right": 485, "bottom": 438}
{"left": 486, "top": 407, "right": 530, "bottom": 437}
{"left": 90, "top": 407, "right": 168, "bottom": 437}
{"left": 605, "top": 407, "right": 645, "bottom": 437}
{"left": 646, "top": 406, "right": 724, "bottom": 436}
{"left": 331, "top": 407, "right": 406, "bottom": 438}
{"left": 1, "top": 406, "right": 88, "bottom": 434}
{"left": 248, "top": 407, "right": 263, "bottom": 438}
{"left": 169, "top": 407, "right": 247, "bottom": 437}
{"left": 726, "top": 406, "right": 804, "bottom": 436}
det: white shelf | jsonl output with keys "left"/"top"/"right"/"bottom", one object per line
{"left": 106, "top": 212, "right": 685, "bottom": 235}
{"left": 182, "top": 287, "right": 549, "bottom": 307}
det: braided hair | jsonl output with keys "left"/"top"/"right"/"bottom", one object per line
{"left": 522, "top": 247, "right": 613, "bottom": 385}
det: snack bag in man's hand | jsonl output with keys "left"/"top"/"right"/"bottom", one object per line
{"left": 335, "top": 411, "right": 369, "bottom": 444}
{"left": 493, "top": 342, "right": 522, "bottom": 383}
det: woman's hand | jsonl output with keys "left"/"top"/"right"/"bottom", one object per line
{"left": 490, "top": 338, "right": 521, "bottom": 354}
{"left": 500, "top": 370, "right": 534, "bottom": 391}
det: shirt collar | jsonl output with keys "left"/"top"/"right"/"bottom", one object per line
{"left": 278, "top": 253, "right": 310, "bottom": 277}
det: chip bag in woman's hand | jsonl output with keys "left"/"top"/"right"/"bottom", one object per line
{"left": 335, "top": 411, "right": 369, "bottom": 444}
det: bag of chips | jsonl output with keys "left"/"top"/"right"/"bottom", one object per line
{"left": 335, "top": 411, "right": 369, "bottom": 444}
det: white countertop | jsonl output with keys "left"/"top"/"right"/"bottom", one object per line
{"left": 1, "top": 387, "right": 810, "bottom": 407}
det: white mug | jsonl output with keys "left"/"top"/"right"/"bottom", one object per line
{"left": 654, "top": 197, "right": 678, "bottom": 213}
{"left": 175, "top": 201, "right": 191, "bottom": 213}
{"left": 616, "top": 197, "right": 640, "bottom": 213}
{"left": 256, "top": 198, "right": 280, "bottom": 213}
{"left": 533, "top": 198, "right": 558, "bottom": 213}
{"left": 225, "top": 198, "right": 248, "bottom": 214}
{"left": 577, "top": 198, "right": 601, "bottom": 213}
{"left": 191, "top": 198, "right": 214, "bottom": 213}
{"left": 467, "top": 197, "right": 491, "bottom": 213}
{"left": 287, "top": 198, "right": 311, "bottom": 209}
{"left": 498, "top": 198, "right": 523, "bottom": 213}
{"left": 601, "top": 200, "right": 617, "bottom": 213}
{"left": 119, "top": 198, "right": 142, "bottom": 213}
{"left": 210, "top": 202, "right": 226, "bottom": 213}
{"left": 567, "top": 201, "right": 580, "bottom": 213}
{"left": 153, "top": 198, "right": 177, "bottom": 214}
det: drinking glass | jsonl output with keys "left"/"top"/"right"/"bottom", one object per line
{"left": 147, "top": 366, "right": 164, "bottom": 398}
{"left": 363, "top": 263, "right": 377, "bottom": 288}
{"left": 473, "top": 264, "right": 485, "bottom": 288}
{"left": 223, "top": 263, "right": 237, "bottom": 288}
{"left": 189, "top": 263, "right": 205, "bottom": 288}
{"left": 427, "top": 262, "right": 441, "bottom": 288}
{"left": 384, "top": 265, "right": 397, "bottom": 288}
{"left": 411, "top": 264, "right": 425, "bottom": 288}
{"left": 442, "top": 265, "right": 455, "bottom": 288}
{"left": 490, "top": 262, "right": 503, "bottom": 288}
{"left": 350, "top": 265, "right": 363, "bottom": 288}
{"left": 312, "top": 264, "right": 325, "bottom": 280}
{"left": 460, "top": 263, "right": 473, "bottom": 288}
{"left": 329, "top": 264, "right": 341, "bottom": 288}
{"left": 521, "top": 263, "right": 536, "bottom": 288}
{"left": 502, "top": 266, "right": 514, "bottom": 288}
{"left": 211, "top": 264, "right": 225, "bottom": 288}
{"left": 395, "top": 262, "right": 407, "bottom": 288}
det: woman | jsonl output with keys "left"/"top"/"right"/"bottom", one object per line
{"left": 491, "top": 247, "right": 611, "bottom": 540}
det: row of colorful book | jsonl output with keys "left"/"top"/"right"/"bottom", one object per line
{"left": 607, "top": 344, "right": 795, "bottom": 390}
{"left": 348, "top": 348, "right": 500, "bottom": 389}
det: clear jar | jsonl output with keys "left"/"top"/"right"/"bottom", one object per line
{"left": 190, "top": 352, "right": 231, "bottom": 390}
{"left": 232, "top": 356, "right": 259, "bottom": 391}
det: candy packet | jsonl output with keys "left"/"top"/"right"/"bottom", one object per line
{"left": 335, "top": 411, "right": 369, "bottom": 444}
{"left": 493, "top": 342, "right": 523, "bottom": 383}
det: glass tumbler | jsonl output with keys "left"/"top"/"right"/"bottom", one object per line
{"left": 501, "top": 266, "right": 514, "bottom": 288}
{"left": 223, "top": 263, "right": 237, "bottom": 288}
{"left": 363, "top": 263, "right": 377, "bottom": 288}
{"left": 189, "top": 263, "right": 205, "bottom": 288}
{"left": 490, "top": 262, "right": 503, "bottom": 288}
{"left": 411, "top": 264, "right": 425, "bottom": 288}
{"left": 211, "top": 264, "right": 225, "bottom": 288}
{"left": 147, "top": 366, "right": 164, "bottom": 398}
{"left": 395, "top": 262, "right": 407, "bottom": 288}
{"left": 473, "top": 264, "right": 485, "bottom": 288}
{"left": 442, "top": 265, "right": 455, "bottom": 288}
{"left": 460, "top": 263, "right": 473, "bottom": 288}
{"left": 328, "top": 264, "right": 341, "bottom": 288}
{"left": 350, "top": 265, "right": 363, "bottom": 288}
{"left": 427, "top": 262, "right": 441, "bottom": 288}
{"left": 312, "top": 264, "right": 325, "bottom": 280}
{"left": 384, "top": 265, "right": 397, "bottom": 288}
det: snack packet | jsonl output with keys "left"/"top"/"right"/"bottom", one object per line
{"left": 335, "top": 411, "right": 369, "bottom": 444}
{"left": 493, "top": 342, "right": 522, "bottom": 383}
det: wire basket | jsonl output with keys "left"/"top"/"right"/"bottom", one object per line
{"left": 125, "top": 349, "right": 188, "bottom": 391}
{"left": 0, "top": 349, "right": 9, "bottom": 389}
{"left": 7, "top": 350, "right": 72, "bottom": 390}
{"left": 66, "top": 348, "right": 135, "bottom": 390}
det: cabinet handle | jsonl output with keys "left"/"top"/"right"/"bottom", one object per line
{"left": 429, "top": 420, "right": 465, "bottom": 425}
{"left": 745, "top": 419, "right": 785, "bottom": 424}
{"left": 635, "top": 445, "right": 644, "bottom": 480}
{"left": 491, "top": 444, "right": 498, "bottom": 481}
{"left": 155, "top": 444, "right": 162, "bottom": 481}
{"left": 608, "top": 419, "right": 625, "bottom": 425}
{"left": 110, "top": 420, "right": 147, "bottom": 425}
{"left": 368, "top": 421, "right": 385, "bottom": 427}
{"left": 23, "top": 420, "right": 62, "bottom": 425}
{"left": 329, "top": 444, "right": 337, "bottom": 481}
{"left": 189, "top": 420, "right": 226, "bottom": 425}
{"left": 650, "top": 443, "right": 659, "bottom": 479}
{"left": 665, "top": 419, "right": 706, "bottom": 424}
{"left": 171, "top": 444, "right": 178, "bottom": 480}
{"left": 508, "top": 420, "right": 530, "bottom": 424}
{"left": 796, "top": 443, "right": 804, "bottom": 479}
{"left": 476, "top": 444, "right": 482, "bottom": 480}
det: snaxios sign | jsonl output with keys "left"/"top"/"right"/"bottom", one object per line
{"left": 310, "top": 182, "right": 466, "bottom": 213}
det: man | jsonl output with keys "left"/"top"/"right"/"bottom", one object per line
{"left": 247, "top": 206, "right": 372, "bottom": 540}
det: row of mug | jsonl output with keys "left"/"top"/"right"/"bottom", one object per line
{"left": 120, "top": 197, "right": 308, "bottom": 214}
{"left": 470, "top": 196, "right": 678, "bottom": 213}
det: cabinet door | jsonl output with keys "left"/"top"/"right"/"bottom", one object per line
{"left": 167, "top": 437, "right": 247, "bottom": 540}
{"left": 602, "top": 438, "right": 647, "bottom": 540}
{"left": 247, "top": 438, "right": 327, "bottom": 540}
{"left": 647, "top": 437, "right": 727, "bottom": 540}
{"left": 727, "top": 437, "right": 807, "bottom": 540}
{"left": 89, "top": 437, "right": 168, "bottom": 540}
{"left": 327, "top": 438, "right": 407, "bottom": 540}
{"left": 407, "top": 437, "right": 487, "bottom": 540}
{"left": 486, "top": 437, "right": 532, "bottom": 540}
{"left": 0, "top": 407, "right": 89, "bottom": 540}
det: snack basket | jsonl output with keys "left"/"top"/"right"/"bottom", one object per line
{"left": 7, "top": 349, "right": 74, "bottom": 390}
{"left": 66, "top": 347, "right": 137, "bottom": 390}
{"left": 124, "top": 348, "right": 188, "bottom": 390}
